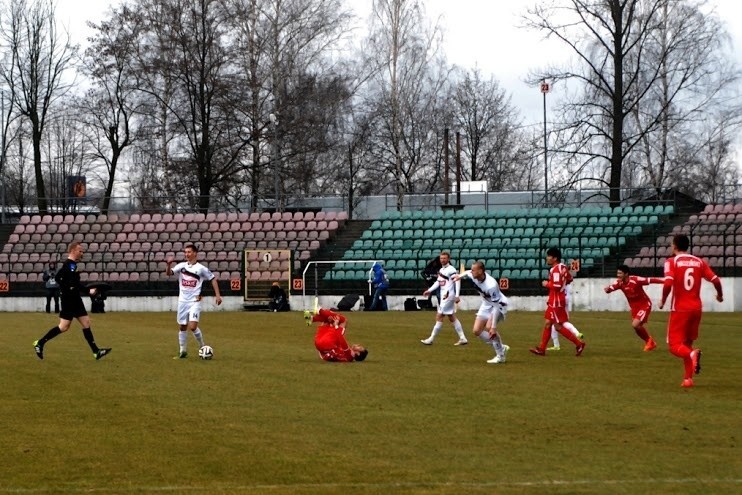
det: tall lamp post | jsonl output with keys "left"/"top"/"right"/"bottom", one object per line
{"left": 540, "top": 80, "right": 550, "bottom": 206}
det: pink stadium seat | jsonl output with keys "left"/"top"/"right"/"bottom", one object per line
{"left": 265, "top": 231, "right": 276, "bottom": 242}
{"left": 259, "top": 212, "right": 271, "bottom": 221}
{"left": 327, "top": 220, "right": 339, "bottom": 231}
{"left": 314, "top": 211, "right": 326, "bottom": 221}
{"left": 306, "top": 221, "right": 317, "bottom": 231}
{"left": 30, "top": 215, "right": 41, "bottom": 224}
{"left": 337, "top": 212, "right": 349, "bottom": 222}
{"left": 161, "top": 213, "right": 173, "bottom": 223}
{"left": 250, "top": 222, "right": 263, "bottom": 232}
{"left": 194, "top": 213, "right": 206, "bottom": 222}
{"left": 273, "top": 221, "right": 284, "bottom": 231}
{"left": 292, "top": 211, "right": 304, "bottom": 221}
{"left": 248, "top": 212, "right": 260, "bottom": 222}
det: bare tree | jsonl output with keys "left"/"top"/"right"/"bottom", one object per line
{"left": 451, "top": 67, "right": 532, "bottom": 191}
{"left": 627, "top": 0, "right": 741, "bottom": 195}
{"left": 524, "top": 0, "right": 741, "bottom": 206}
{"left": 365, "top": 0, "right": 450, "bottom": 209}
{"left": 131, "top": 0, "right": 252, "bottom": 212}
{"left": 227, "top": 0, "right": 353, "bottom": 210}
{"left": 78, "top": 5, "right": 146, "bottom": 213}
{"left": 0, "top": 0, "right": 77, "bottom": 213}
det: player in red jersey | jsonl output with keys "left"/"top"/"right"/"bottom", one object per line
{"left": 305, "top": 308, "right": 368, "bottom": 362}
{"left": 659, "top": 234, "right": 723, "bottom": 388}
{"left": 530, "top": 247, "right": 586, "bottom": 356}
{"left": 604, "top": 264, "right": 664, "bottom": 351}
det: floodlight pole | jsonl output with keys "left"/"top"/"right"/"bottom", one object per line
{"left": 540, "top": 80, "right": 550, "bottom": 207}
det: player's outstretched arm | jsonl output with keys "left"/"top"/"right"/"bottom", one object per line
{"left": 211, "top": 278, "right": 223, "bottom": 306}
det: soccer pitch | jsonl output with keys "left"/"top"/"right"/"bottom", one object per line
{"left": 2, "top": 310, "right": 740, "bottom": 495}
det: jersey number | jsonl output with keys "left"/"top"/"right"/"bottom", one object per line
{"left": 684, "top": 269, "right": 695, "bottom": 291}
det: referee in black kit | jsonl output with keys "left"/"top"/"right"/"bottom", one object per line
{"left": 33, "top": 241, "right": 111, "bottom": 360}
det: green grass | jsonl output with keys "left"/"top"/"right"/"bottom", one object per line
{"left": 2, "top": 310, "right": 740, "bottom": 495}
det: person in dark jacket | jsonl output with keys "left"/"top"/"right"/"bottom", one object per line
{"left": 41, "top": 261, "right": 60, "bottom": 313}
{"left": 268, "top": 282, "right": 290, "bottom": 312}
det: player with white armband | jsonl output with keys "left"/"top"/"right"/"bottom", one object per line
{"left": 452, "top": 261, "right": 510, "bottom": 364}
{"left": 420, "top": 251, "right": 468, "bottom": 346}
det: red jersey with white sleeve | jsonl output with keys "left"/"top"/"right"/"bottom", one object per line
{"left": 663, "top": 254, "right": 719, "bottom": 312}
{"left": 606, "top": 275, "right": 663, "bottom": 311}
{"left": 545, "top": 263, "right": 573, "bottom": 308}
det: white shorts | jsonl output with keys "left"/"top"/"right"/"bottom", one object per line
{"left": 177, "top": 301, "right": 202, "bottom": 325}
{"left": 476, "top": 301, "right": 507, "bottom": 326}
{"left": 437, "top": 294, "right": 457, "bottom": 315}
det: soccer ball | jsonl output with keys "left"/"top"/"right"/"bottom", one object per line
{"left": 198, "top": 345, "right": 214, "bottom": 360}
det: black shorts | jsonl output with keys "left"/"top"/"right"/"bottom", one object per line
{"left": 59, "top": 296, "right": 88, "bottom": 320}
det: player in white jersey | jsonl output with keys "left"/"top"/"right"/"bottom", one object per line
{"left": 166, "top": 244, "right": 222, "bottom": 358}
{"left": 453, "top": 261, "right": 510, "bottom": 364}
{"left": 420, "top": 252, "right": 468, "bottom": 346}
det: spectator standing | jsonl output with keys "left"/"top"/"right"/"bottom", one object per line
{"left": 42, "top": 261, "right": 60, "bottom": 314}
{"left": 368, "top": 262, "right": 389, "bottom": 311}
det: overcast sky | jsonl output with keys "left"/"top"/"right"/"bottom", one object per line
{"left": 55, "top": 0, "right": 741, "bottom": 146}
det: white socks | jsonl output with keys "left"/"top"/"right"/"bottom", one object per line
{"left": 550, "top": 326, "right": 560, "bottom": 347}
{"left": 490, "top": 331, "right": 504, "bottom": 356}
{"left": 193, "top": 328, "right": 205, "bottom": 347}
{"left": 429, "top": 322, "right": 443, "bottom": 339}
{"left": 178, "top": 330, "right": 187, "bottom": 353}
{"left": 453, "top": 320, "right": 466, "bottom": 340}
{"left": 563, "top": 322, "right": 580, "bottom": 337}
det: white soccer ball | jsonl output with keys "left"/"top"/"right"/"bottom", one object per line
{"left": 198, "top": 345, "right": 214, "bottom": 360}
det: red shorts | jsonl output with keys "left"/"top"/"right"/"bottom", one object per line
{"left": 666, "top": 310, "right": 702, "bottom": 347}
{"left": 544, "top": 306, "right": 569, "bottom": 324}
{"left": 630, "top": 304, "right": 652, "bottom": 323}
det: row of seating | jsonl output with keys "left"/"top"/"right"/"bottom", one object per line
{"left": 626, "top": 203, "right": 741, "bottom": 270}
{"left": 368, "top": 215, "right": 660, "bottom": 234}
{"left": 2, "top": 210, "right": 349, "bottom": 282}
{"left": 379, "top": 204, "right": 673, "bottom": 220}
{"left": 12, "top": 219, "right": 341, "bottom": 236}
{"left": 625, "top": 256, "right": 742, "bottom": 270}
{"left": 18, "top": 210, "right": 348, "bottom": 226}
{"left": 327, "top": 205, "right": 663, "bottom": 281}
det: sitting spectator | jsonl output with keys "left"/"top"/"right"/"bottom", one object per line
{"left": 268, "top": 282, "right": 290, "bottom": 312}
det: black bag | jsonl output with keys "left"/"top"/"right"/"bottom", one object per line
{"left": 336, "top": 294, "right": 360, "bottom": 311}
{"left": 404, "top": 297, "right": 419, "bottom": 311}
{"left": 417, "top": 299, "right": 434, "bottom": 310}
